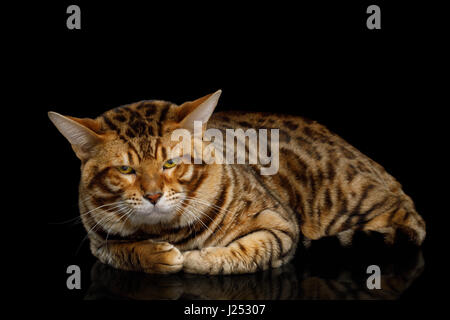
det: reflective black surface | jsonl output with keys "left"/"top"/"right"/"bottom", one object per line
{"left": 84, "top": 237, "right": 425, "bottom": 300}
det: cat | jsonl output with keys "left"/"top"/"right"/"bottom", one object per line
{"left": 48, "top": 90, "right": 426, "bottom": 275}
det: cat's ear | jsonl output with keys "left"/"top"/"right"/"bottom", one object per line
{"left": 178, "top": 90, "right": 222, "bottom": 132}
{"left": 48, "top": 111, "right": 103, "bottom": 160}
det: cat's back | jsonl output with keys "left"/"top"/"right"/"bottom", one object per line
{"left": 209, "top": 110, "right": 404, "bottom": 197}
{"left": 210, "top": 111, "right": 314, "bottom": 136}
{"left": 210, "top": 110, "right": 361, "bottom": 162}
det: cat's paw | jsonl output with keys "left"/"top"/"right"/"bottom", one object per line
{"left": 137, "top": 241, "right": 184, "bottom": 274}
{"left": 183, "top": 248, "right": 217, "bottom": 275}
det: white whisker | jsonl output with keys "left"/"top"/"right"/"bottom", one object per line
{"left": 75, "top": 204, "right": 128, "bottom": 255}
{"left": 105, "top": 208, "right": 133, "bottom": 250}
{"left": 49, "top": 201, "right": 126, "bottom": 225}
{"left": 184, "top": 195, "right": 234, "bottom": 214}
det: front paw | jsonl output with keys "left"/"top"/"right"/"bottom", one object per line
{"left": 138, "top": 241, "right": 184, "bottom": 274}
{"left": 183, "top": 248, "right": 222, "bottom": 275}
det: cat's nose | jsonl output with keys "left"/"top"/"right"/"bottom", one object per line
{"left": 144, "top": 192, "right": 163, "bottom": 205}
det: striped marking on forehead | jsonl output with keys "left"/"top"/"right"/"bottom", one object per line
{"left": 143, "top": 138, "right": 169, "bottom": 159}
{"left": 124, "top": 137, "right": 169, "bottom": 161}
{"left": 100, "top": 101, "right": 173, "bottom": 139}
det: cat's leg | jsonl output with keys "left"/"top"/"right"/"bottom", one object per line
{"left": 183, "top": 231, "right": 295, "bottom": 275}
{"left": 376, "top": 227, "right": 396, "bottom": 245}
{"left": 327, "top": 189, "right": 425, "bottom": 246}
{"left": 183, "top": 209, "right": 298, "bottom": 275}
{"left": 89, "top": 238, "right": 183, "bottom": 274}
{"left": 361, "top": 199, "right": 426, "bottom": 246}
{"left": 337, "top": 229, "right": 355, "bottom": 247}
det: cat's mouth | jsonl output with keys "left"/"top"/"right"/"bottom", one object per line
{"left": 133, "top": 205, "right": 171, "bottom": 216}
{"left": 128, "top": 201, "right": 177, "bottom": 225}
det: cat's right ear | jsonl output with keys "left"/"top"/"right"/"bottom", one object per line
{"left": 48, "top": 112, "right": 103, "bottom": 160}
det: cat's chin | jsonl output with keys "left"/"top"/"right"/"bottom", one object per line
{"left": 129, "top": 207, "right": 175, "bottom": 226}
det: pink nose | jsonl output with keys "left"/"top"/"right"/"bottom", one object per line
{"left": 144, "top": 192, "right": 163, "bottom": 204}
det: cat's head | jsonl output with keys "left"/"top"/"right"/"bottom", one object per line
{"left": 49, "top": 91, "right": 222, "bottom": 234}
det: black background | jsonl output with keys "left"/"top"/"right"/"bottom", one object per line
{"left": 20, "top": 0, "right": 446, "bottom": 314}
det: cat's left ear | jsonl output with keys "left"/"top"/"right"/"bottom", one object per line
{"left": 178, "top": 90, "right": 222, "bottom": 132}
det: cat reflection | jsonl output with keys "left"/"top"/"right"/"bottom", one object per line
{"left": 85, "top": 249, "right": 424, "bottom": 300}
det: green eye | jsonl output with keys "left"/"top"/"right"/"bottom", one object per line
{"left": 163, "top": 159, "right": 177, "bottom": 169}
{"left": 117, "top": 166, "right": 135, "bottom": 174}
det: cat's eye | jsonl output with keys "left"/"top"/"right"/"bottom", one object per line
{"left": 117, "top": 166, "right": 135, "bottom": 174}
{"left": 163, "top": 159, "right": 177, "bottom": 169}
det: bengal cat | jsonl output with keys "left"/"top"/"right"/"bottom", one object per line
{"left": 48, "top": 90, "right": 426, "bottom": 275}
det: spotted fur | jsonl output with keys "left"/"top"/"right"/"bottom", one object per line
{"left": 49, "top": 91, "right": 425, "bottom": 275}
